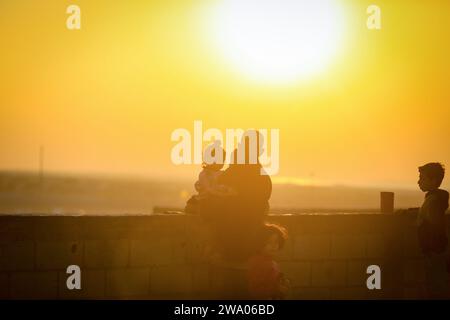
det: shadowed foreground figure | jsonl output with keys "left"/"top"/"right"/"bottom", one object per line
{"left": 415, "top": 162, "right": 449, "bottom": 298}
{"left": 199, "top": 131, "right": 272, "bottom": 262}
{"left": 185, "top": 130, "right": 287, "bottom": 299}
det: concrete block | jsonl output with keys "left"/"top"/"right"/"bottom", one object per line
{"left": 331, "top": 287, "right": 368, "bottom": 300}
{"left": 0, "top": 217, "right": 35, "bottom": 241}
{"left": 402, "top": 230, "right": 422, "bottom": 258}
{"left": 185, "top": 239, "right": 210, "bottom": 264}
{"left": 365, "top": 235, "right": 386, "bottom": 258}
{"left": 36, "top": 241, "right": 83, "bottom": 270}
{"left": 84, "top": 240, "right": 129, "bottom": 268}
{"left": 59, "top": 269, "right": 105, "bottom": 299}
{"left": 128, "top": 215, "right": 187, "bottom": 240}
{"left": 130, "top": 238, "right": 173, "bottom": 266}
{"left": 277, "top": 238, "right": 293, "bottom": 261}
{"left": 403, "top": 286, "right": 425, "bottom": 299}
{"left": 34, "top": 217, "right": 82, "bottom": 240}
{"left": 279, "top": 262, "right": 311, "bottom": 287}
{"left": 279, "top": 215, "right": 331, "bottom": 235}
{"left": 106, "top": 268, "right": 150, "bottom": 298}
{"left": 331, "top": 235, "right": 365, "bottom": 259}
{"left": 10, "top": 271, "right": 58, "bottom": 299}
{"left": 311, "top": 260, "right": 346, "bottom": 287}
{"left": 404, "top": 259, "right": 426, "bottom": 284}
{"left": 0, "top": 273, "right": 8, "bottom": 298}
{"left": 347, "top": 260, "right": 369, "bottom": 287}
{"left": 293, "top": 235, "right": 330, "bottom": 260}
{"left": 172, "top": 237, "right": 189, "bottom": 264}
{"left": 150, "top": 265, "right": 193, "bottom": 295}
{"left": 82, "top": 217, "right": 131, "bottom": 240}
{"left": 0, "top": 241, "right": 35, "bottom": 271}
{"left": 191, "top": 264, "right": 211, "bottom": 293}
{"left": 208, "top": 266, "right": 248, "bottom": 299}
{"left": 291, "top": 287, "right": 331, "bottom": 300}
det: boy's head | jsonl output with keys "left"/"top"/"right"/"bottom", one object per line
{"left": 418, "top": 162, "right": 445, "bottom": 192}
{"left": 259, "top": 223, "right": 288, "bottom": 257}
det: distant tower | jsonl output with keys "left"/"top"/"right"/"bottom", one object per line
{"left": 309, "top": 172, "right": 317, "bottom": 209}
{"left": 39, "top": 145, "right": 44, "bottom": 185}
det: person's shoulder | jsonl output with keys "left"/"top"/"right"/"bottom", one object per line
{"left": 436, "top": 189, "right": 449, "bottom": 200}
{"left": 427, "top": 189, "right": 449, "bottom": 206}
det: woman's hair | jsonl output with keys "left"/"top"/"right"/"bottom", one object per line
{"left": 259, "top": 223, "right": 288, "bottom": 249}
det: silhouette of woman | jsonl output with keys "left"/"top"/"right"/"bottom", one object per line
{"left": 199, "top": 130, "right": 272, "bottom": 262}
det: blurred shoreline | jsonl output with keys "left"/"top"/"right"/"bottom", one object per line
{"left": 0, "top": 171, "right": 425, "bottom": 215}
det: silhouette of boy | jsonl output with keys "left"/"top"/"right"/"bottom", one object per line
{"left": 416, "top": 162, "right": 449, "bottom": 298}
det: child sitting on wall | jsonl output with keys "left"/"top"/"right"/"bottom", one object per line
{"left": 185, "top": 142, "right": 235, "bottom": 214}
{"left": 247, "top": 223, "right": 290, "bottom": 299}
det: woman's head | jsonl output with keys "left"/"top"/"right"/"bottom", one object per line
{"left": 235, "top": 130, "right": 265, "bottom": 165}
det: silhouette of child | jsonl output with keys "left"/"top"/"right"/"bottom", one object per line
{"left": 184, "top": 143, "right": 235, "bottom": 214}
{"left": 195, "top": 144, "right": 236, "bottom": 199}
{"left": 416, "top": 162, "right": 449, "bottom": 298}
{"left": 247, "top": 223, "right": 290, "bottom": 299}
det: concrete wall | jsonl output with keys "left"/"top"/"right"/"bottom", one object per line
{"left": 0, "top": 213, "right": 447, "bottom": 299}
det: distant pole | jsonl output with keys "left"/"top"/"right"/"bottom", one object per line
{"left": 310, "top": 172, "right": 316, "bottom": 208}
{"left": 39, "top": 145, "right": 44, "bottom": 185}
{"left": 380, "top": 191, "right": 394, "bottom": 213}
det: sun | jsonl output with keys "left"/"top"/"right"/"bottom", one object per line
{"left": 207, "top": 0, "right": 346, "bottom": 84}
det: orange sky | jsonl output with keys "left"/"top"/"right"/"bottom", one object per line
{"left": 1, "top": 0, "right": 449, "bottom": 189}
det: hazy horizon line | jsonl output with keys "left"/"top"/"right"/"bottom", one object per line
{"left": 0, "top": 168, "right": 427, "bottom": 191}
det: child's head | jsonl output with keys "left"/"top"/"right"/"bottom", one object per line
{"left": 259, "top": 223, "right": 288, "bottom": 257}
{"left": 418, "top": 162, "right": 445, "bottom": 192}
{"left": 202, "top": 144, "right": 226, "bottom": 171}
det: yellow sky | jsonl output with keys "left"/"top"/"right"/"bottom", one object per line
{"left": 1, "top": 0, "right": 449, "bottom": 189}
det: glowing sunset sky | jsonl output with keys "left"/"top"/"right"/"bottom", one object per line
{"left": 1, "top": 0, "right": 449, "bottom": 189}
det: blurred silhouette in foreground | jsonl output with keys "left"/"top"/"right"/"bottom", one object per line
{"left": 186, "top": 131, "right": 272, "bottom": 260}
{"left": 185, "top": 130, "right": 288, "bottom": 299}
